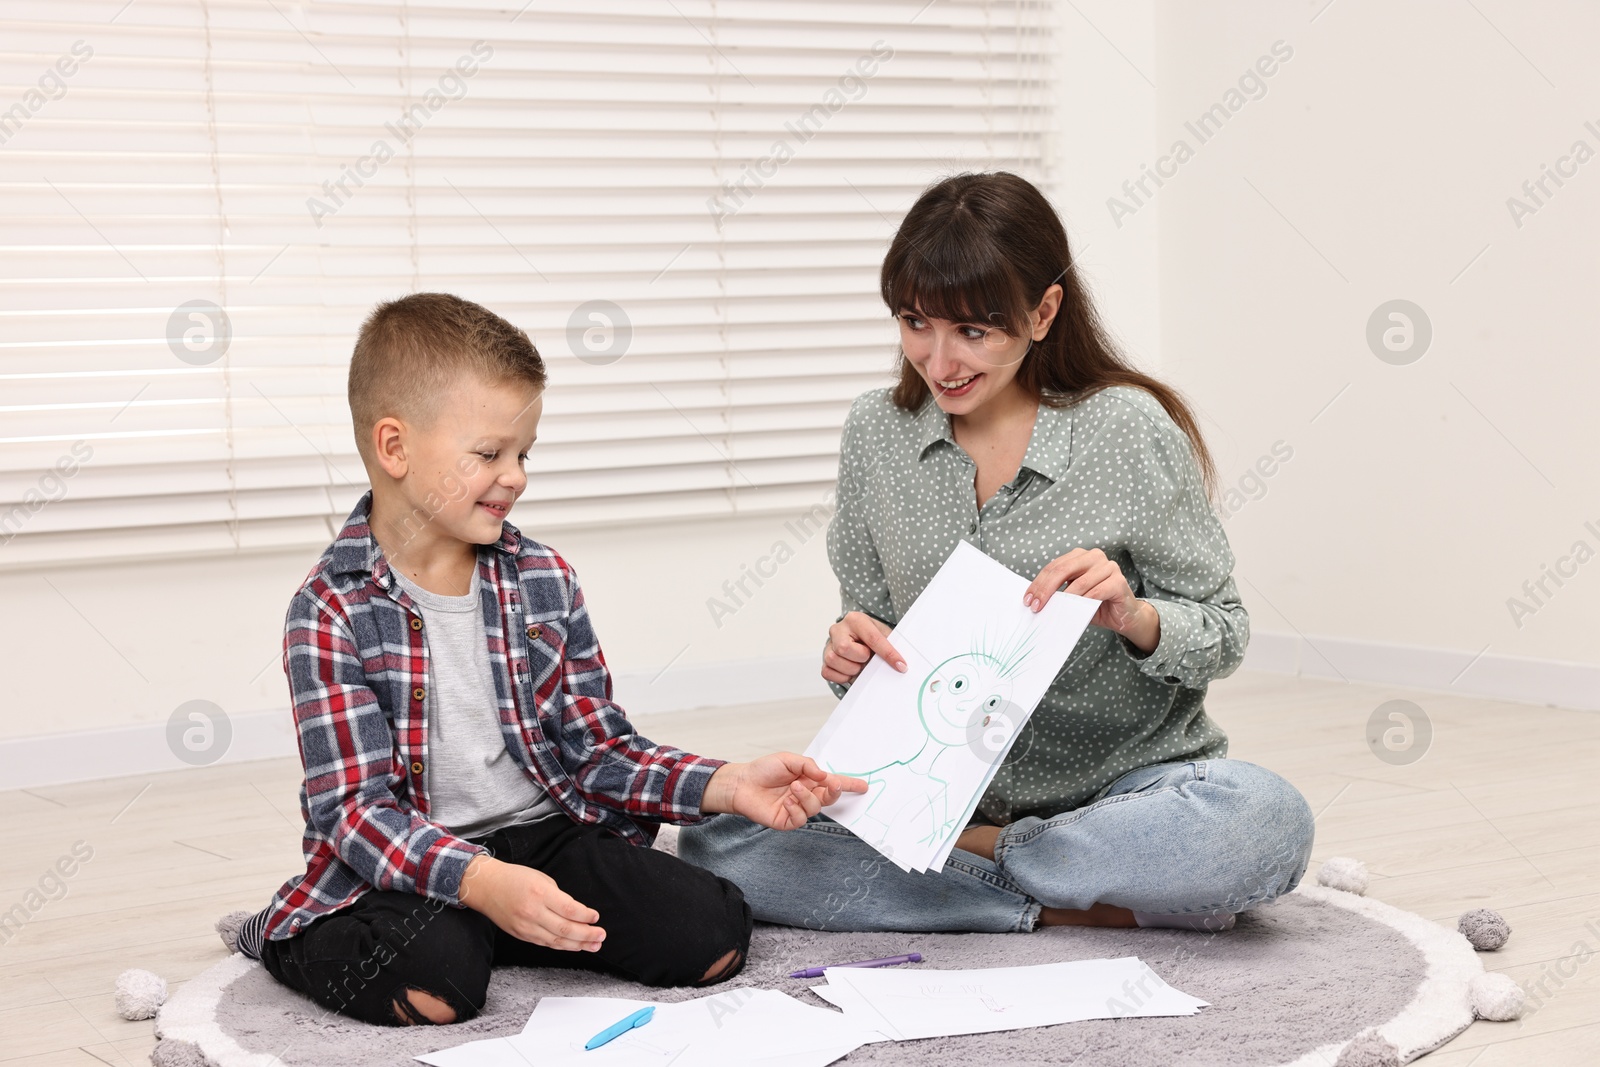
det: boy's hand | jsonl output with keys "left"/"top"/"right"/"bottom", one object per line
{"left": 702, "top": 753, "right": 868, "bottom": 830}
{"left": 458, "top": 854, "right": 605, "bottom": 952}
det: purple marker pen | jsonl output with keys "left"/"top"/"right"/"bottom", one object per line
{"left": 788, "top": 952, "right": 923, "bottom": 979}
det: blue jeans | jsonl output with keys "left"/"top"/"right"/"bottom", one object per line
{"left": 678, "top": 758, "right": 1315, "bottom": 932}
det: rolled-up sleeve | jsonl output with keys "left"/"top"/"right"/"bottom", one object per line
{"left": 1100, "top": 401, "right": 1250, "bottom": 689}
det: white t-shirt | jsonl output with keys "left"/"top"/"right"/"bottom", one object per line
{"left": 393, "top": 566, "right": 560, "bottom": 838}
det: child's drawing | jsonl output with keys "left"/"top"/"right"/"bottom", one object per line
{"left": 834, "top": 627, "right": 1032, "bottom": 847}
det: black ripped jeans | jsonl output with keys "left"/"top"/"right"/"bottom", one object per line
{"left": 258, "top": 816, "right": 752, "bottom": 1027}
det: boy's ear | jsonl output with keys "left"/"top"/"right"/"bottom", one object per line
{"left": 371, "top": 416, "right": 410, "bottom": 480}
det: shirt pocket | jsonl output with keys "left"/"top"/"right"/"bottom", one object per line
{"left": 518, "top": 615, "right": 568, "bottom": 695}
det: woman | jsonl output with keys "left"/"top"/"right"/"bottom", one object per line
{"left": 680, "top": 172, "right": 1314, "bottom": 933}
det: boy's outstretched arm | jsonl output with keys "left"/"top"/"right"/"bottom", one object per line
{"left": 700, "top": 753, "right": 868, "bottom": 830}
{"left": 550, "top": 558, "right": 865, "bottom": 826}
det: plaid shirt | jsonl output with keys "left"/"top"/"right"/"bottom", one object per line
{"left": 236, "top": 494, "right": 723, "bottom": 960}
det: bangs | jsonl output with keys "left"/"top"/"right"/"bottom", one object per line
{"left": 881, "top": 222, "right": 1031, "bottom": 336}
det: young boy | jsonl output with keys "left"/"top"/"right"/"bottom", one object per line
{"left": 235, "top": 293, "right": 863, "bottom": 1027}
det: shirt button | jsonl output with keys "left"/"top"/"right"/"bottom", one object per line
{"left": 411, "top": 761, "right": 424, "bottom": 775}
{"left": 290, "top": 919, "right": 301, "bottom": 931}
{"left": 410, "top": 617, "right": 423, "bottom": 631}
{"left": 526, "top": 624, "right": 542, "bottom": 640}
{"left": 412, "top": 686, "right": 425, "bottom": 701}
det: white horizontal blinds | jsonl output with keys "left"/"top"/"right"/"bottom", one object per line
{"left": 0, "top": 0, "right": 1055, "bottom": 566}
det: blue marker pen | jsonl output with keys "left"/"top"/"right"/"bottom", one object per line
{"left": 585, "top": 1006, "right": 655, "bottom": 1051}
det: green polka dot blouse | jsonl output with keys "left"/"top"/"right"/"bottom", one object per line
{"left": 826, "top": 385, "right": 1244, "bottom": 823}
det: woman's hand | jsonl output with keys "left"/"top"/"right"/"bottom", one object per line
{"left": 702, "top": 753, "right": 868, "bottom": 830}
{"left": 1023, "top": 548, "right": 1161, "bottom": 653}
{"left": 458, "top": 854, "right": 606, "bottom": 952}
{"left": 822, "top": 611, "right": 907, "bottom": 685}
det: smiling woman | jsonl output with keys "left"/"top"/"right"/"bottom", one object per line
{"left": 880, "top": 171, "right": 1215, "bottom": 497}
{"left": 681, "top": 170, "right": 1316, "bottom": 938}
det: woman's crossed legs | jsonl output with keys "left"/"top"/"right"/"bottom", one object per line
{"left": 677, "top": 758, "right": 1314, "bottom": 933}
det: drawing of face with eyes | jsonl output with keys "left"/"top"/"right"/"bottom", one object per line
{"left": 917, "top": 652, "right": 1014, "bottom": 749}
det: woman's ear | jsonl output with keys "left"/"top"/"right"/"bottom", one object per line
{"left": 1031, "top": 283, "right": 1064, "bottom": 341}
{"left": 371, "top": 416, "right": 409, "bottom": 480}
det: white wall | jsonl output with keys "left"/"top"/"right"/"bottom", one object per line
{"left": 0, "top": 509, "right": 851, "bottom": 785}
{"left": 1051, "top": 0, "right": 1161, "bottom": 373}
{"left": 1153, "top": 0, "right": 1599, "bottom": 701}
{"left": 7, "top": 0, "right": 1595, "bottom": 786}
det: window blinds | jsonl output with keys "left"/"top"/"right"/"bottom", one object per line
{"left": 0, "top": 0, "right": 1055, "bottom": 567}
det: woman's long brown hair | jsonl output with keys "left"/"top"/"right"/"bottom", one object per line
{"left": 882, "top": 171, "right": 1216, "bottom": 498}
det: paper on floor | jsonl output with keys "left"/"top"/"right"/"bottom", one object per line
{"left": 806, "top": 541, "right": 1099, "bottom": 872}
{"left": 811, "top": 956, "right": 1208, "bottom": 1040}
{"left": 415, "top": 988, "right": 877, "bottom": 1067}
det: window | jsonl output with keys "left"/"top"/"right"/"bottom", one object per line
{"left": 0, "top": 0, "right": 1055, "bottom": 565}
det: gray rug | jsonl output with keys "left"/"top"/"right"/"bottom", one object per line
{"left": 153, "top": 882, "right": 1472, "bottom": 1067}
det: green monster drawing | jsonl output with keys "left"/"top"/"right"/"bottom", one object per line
{"left": 840, "top": 629, "right": 1032, "bottom": 847}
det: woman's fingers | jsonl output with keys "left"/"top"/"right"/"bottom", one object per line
{"left": 1025, "top": 549, "right": 1118, "bottom": 611}
{"left": 847, "top": 616, "right": 906, "bottom": 672}
{"left": 1024, "top": 550, "right": 1085, "bottom": 610}
{"left": 831, "top": 637, "right": 873, "bottom": 665}
{"left": 1064, "top": 558, "right": 1120, "bottom": 597}
{"left": 823, "top": 612, "right": 904, "bottom": 683}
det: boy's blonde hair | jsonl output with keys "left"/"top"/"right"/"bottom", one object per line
{"left": 348, "top": 292, "right": 546, "bottom": 462}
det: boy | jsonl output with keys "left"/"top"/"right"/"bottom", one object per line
{"left": 235, "top": 293, "right": 863, "bottom": 1027}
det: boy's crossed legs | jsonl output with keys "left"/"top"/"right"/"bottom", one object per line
{"left": 260, "top": 817, "right": 752, "bottom": 1027}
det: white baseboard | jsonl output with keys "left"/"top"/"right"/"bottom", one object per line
{"left": 0, "top": 654, "right": 827, "bottom": 790}
{"left": 611, "top": 653, "right": 829, "bottom": 717}
{"left": 1242, "top": 631, "right": 1600, "bottom": 711}
{"left": 0, "top": 707, "right": 302, "bottom": 791}
{"left": 6, "top": 640, "right": 1593, "bottom": 791}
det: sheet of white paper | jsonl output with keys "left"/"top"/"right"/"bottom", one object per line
{"left": 808, "top": 981, "right": 905, "bottom": 1041}
{"left": 682, "top": 989, "right": 877, "bottom": 1065}
{"left": 807, "top": 541, "right": 1099, "bottom": 871}
{"left": 804, "top": 984, "right": 897, "bottom": 1042}
{"left": 421, "top": 989, "right": 875, "bottom": 1067}
{"left": 821, "top": 957, "right": 1208, "bottom": 1040}
{"left": 413, "top": 1036, "right": 545, "bottom": 1067}
{"left": 418, "top": 996, "right": 670, "bottom": 1067}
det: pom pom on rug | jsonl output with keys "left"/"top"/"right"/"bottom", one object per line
{"left": 114, "top": 968, "right": 167, "bottom": 1020}
{"left": 1317, "top": 856, "right": 1370, "bottom": 895}
{"left": 1334, "top": 1029, "right": 1400, "bottom": 1067}
{"left": 1470, "top": 972, "right": 1525, "bottom": 1021}
{"left": 1458, "top": 908, "right": 1511, "bottom": 951}
{"left": 214, "top": 910, "right": 253, "bottom": 954}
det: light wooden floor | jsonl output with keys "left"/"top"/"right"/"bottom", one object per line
{"left": 2, "top": 670, "right": 1597, "bottom": 1065}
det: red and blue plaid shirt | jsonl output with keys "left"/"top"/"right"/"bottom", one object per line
{"left": 236, "top": 494, "right": 723, "bottom": 959}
